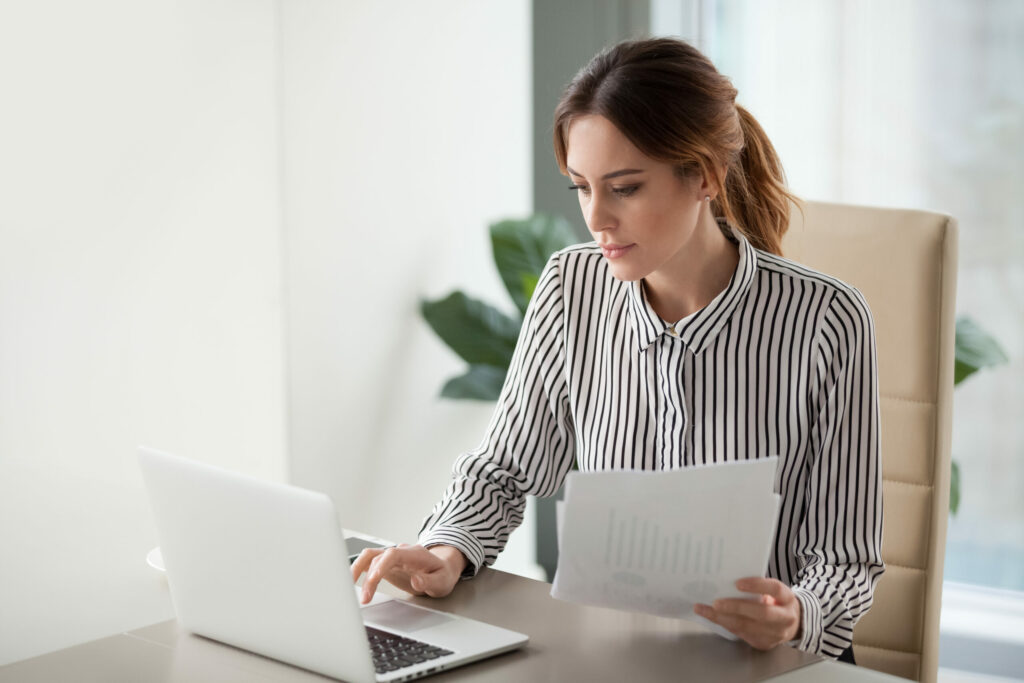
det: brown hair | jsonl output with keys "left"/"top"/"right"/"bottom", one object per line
{"left": 552, "top": 37, "right": 800, "bottom": 256}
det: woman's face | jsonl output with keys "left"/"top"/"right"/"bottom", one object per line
{"left": 565, "top": 114, "right": 708, "bottom": 282}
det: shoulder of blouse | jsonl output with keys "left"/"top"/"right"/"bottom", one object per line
{"left": 542, "top": 241, "right": 604, "bottom": 298}
{"left": 547, "top": 241, "right": 619, "bottom": 288}
{"left": 754, "top": 247, "right": 875, "bottom": 323}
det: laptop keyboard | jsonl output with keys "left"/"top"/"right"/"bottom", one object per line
{"left": 365, "top": 625, "right": 454, "bottom": 674}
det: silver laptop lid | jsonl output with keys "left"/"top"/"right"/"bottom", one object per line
{"left": 138, "top": 446, "right": 377, "bottom": 683}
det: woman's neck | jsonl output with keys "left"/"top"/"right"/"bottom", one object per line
{"left": 642, "top": 214, "right": 740, "bottom": 325}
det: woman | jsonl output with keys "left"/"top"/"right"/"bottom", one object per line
{"left": 353, "top": 37, "right": 883, "bottom": 663}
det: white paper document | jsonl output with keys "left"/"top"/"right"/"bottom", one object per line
{"left": 550, "top": 457, "right": 781, "bottom": 639}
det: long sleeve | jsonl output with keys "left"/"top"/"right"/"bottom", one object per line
{"left": 791, "top": 287, "right": 885, "bottom": 658}
{"left": 418, "top": 255, "right": 575, "bottom": 576}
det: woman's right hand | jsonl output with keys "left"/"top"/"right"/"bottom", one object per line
{"left": 351, "top": 543, "right": 467, "bottom": 604}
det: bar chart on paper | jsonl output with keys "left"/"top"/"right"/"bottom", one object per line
{"left": 550, "top": 459, "right": 782, "bottom": 633}
{"left": 599, "top": 507, "right": 730, "bottom": 611}
{"left": 604, "top": 508, "right": 724, "bottom": 576}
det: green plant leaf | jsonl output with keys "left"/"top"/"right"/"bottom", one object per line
{"left": 420, "top": 291, "right": 521, "bottom": 368}
{"left": 955, "top": 315, "right": 1009, "bottom": 385}
{"left": 521, "top": 273, "right": 540, "bottom": 303}
{"left": 491, "top": 215, "right": 578, "bottom": 315}
{"left": 950, "top": 459, "right": 961, "bottom": 516}
{"left": 441, "top": 364, "right": 507, "bottom": 401}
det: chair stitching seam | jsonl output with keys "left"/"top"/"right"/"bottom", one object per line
{"left": 854, "top": 643, "right": 921, "bottom": 656}
{"left": 880, "top": 394, "right": 935, "bottom": 406}
{"left": 882, "top": 562, "right": 925, "bottom": 572}
{"left": 884, "top": 479, "right": 933, "bottom": 489}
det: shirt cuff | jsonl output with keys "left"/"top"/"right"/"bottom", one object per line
{"left": 418, "top": 525, "right": 486, "bottom": 579}
{"left": 791, "top": 586, "right": 823, "bottom": 655}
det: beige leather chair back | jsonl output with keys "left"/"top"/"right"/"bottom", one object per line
{"left": 781, "top": 201, "right": 958, "bottom": 682}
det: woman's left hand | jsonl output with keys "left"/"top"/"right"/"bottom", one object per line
{"left": 694, "top": 577, "right": 802, "bottom": 650}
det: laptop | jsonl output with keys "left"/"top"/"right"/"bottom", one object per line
{"left": 137, "top": 446, "right": 528, "bottom": 682}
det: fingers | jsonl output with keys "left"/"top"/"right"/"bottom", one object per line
{"left": 408, "top": 571, "right": 445, "bottom": 598}
{"left": 709, "top": 597, "right": 774, "bottom": 622}
{"left": 351, "top": 545, "right": 454, "bottom": 604}
{"left": 695, "top": 605, "right": 757, "bottom": 644}
{"left": 694, "top": 603, "right": 800, "bottom": 649}
{"left": 351, "top": 547, "right": 387, "bottom": 585}
{"left": 360, "top": 546, "right": 403, "bottom": 604}
{"left": 694, "top": 604, "right": 780, "bottom": 650}
{"left": 735, "top": 577, "right": 794, "bottom": 605}
{"left": 407, "top": 569, "right": 453, "bottom": 597}
{"left": 694, "top": 578, "right": 802, "bottom": 650}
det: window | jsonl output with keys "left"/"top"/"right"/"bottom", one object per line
{"left": 661, "top": 0, "right": 1024, "bottom": 595}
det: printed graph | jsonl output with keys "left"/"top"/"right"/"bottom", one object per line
{"left": 602, "top": 508, "right": 724, "bottom": 575}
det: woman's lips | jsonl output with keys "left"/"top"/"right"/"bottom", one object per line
{"left": 600, "top": 244, "right": 635, "bottom": 259}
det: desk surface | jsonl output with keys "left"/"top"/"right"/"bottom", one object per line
{"left": 0, "top": 566, "right": 900, "bottom": 682}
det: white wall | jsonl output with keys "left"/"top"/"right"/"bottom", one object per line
{"left": 0, "top": 0, "right": 537, "bottom": 666}
{"left": 281, "top": 0, "right": 536, "bottom": 558}
{"left": 0, "top": 0, "right": 287, "bottom": 664}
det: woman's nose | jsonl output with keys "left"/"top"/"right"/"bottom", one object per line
{"left": 586, "top": 194, "right": 616, "bottom": 233}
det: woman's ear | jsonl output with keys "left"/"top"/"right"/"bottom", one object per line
{"left": 698, "top": 166, "right": 724, "bottom": 201}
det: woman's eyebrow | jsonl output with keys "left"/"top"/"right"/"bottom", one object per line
{"left": 566, "top": 166, "right": 645, "bottom": 180}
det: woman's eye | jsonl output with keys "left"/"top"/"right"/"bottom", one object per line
{"left": 567, "top": 184, "right": 640, "bottom": 198}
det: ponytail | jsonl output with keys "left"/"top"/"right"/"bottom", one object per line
{"left": 714, "top": 105, "right": 801, "bottom": 256}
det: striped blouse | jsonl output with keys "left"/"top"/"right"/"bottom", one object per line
{"left": 418, "top": 220, "right": 884, "bottom": 658}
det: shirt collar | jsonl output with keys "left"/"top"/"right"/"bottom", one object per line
{"left": 627, "top": 220, "right": 758, "bottom": 355}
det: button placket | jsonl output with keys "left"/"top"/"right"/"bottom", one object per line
{"left": 657, "top": 331, "right": 688, "bottom": 470}
{"left": 679, "top": 348, "right": 691, "bottom": 468}
{"left": 653, "top": 340, "right": 666, "bottom": 469}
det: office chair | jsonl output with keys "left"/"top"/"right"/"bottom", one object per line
{"left": 781, "top": 200, "right": 958, "bottom": 682}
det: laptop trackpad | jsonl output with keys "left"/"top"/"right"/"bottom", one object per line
{"left": 362, "top": 600, "right": 455, "bottom": 633}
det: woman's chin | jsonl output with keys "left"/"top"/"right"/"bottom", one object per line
{"left": 605, "top": 261, "right": 646, "bottom": 283}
